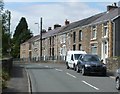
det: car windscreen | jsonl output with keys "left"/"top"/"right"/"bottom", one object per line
{"left": 82, "top": 55, "right": 100, "bottom": 62}
{"left": 74, "top": 54, "right": 81, "bottom": 60}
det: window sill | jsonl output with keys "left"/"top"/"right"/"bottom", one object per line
{"left": 91, "top": 38, "right": 97, "bottom": 41}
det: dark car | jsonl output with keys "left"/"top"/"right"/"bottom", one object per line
{"left": 115, "top": 68, "right": 120, "bottom": 90}
{"left": 76, "top": 54, "right": 107, "bottom": 76}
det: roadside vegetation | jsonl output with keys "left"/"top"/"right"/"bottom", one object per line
{"left": 0, "top": 69, "right": 10, "bottom": 89}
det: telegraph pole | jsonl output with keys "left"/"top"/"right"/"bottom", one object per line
{"left": 40, "top": 17, "right": 42, "bottom": 60}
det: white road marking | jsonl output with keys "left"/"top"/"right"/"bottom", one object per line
{"left": 66, "top": 72, "right": 76, "bottom": 78}
{"left": 55, "top": 69, "right": 63, "bottom": 72}
{"left": 82, "top": 80, "right": 99, "bottom": 90}
{"left": 25, "top": 68, "right": 31, "bottom": 93}
{"left": 45, "top": 66, "right": 49, "bottom": 68}
{"left": 110, "top": 76, "right": 115, "bottom": 79}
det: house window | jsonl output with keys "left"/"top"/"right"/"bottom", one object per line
{"left": 50, "top": 48, "right": 51, "bottom": 56}
{"left": 52, "top": 48, "right": 54, "bottom": 56}
{"left": 73, "top": 45, "right": 76, "bottom": 51}
{"left": 91, "top": 43, "right": 97, "bottom": 54}
{"left": 50, "top": 37, "right": 51, "bottom": 46}
{"left": 103, "top": 23, "right": 108, "bottom": 37}
{"left": 79, "top": 44, "right": 82, "bottom": 51}
{"left": 73, "top": 32, "right": 76, "bottom": 43}
{"left": 63, "top": 34, "right": 66, "bottom": 43}
{"left": 79, "top": 30, "right": 82, "bottom": 41}
{"left": 91, "top": 26, "right": 97, "bottom": 40}
{"left": 29, "top": 44, "right": 31, "bottom": 50}
{"left": 61, "top": 34, "right": 66, "bottom": 43}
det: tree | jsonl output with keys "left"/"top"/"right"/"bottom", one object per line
{"left": 12, "top": 17, "right": 33, "bottom": 58}
{"left": 0, "top": 1, "right": 11, "bottom": 57}
{"left": 0, "top": 0, "right": 4, "bottom": 14}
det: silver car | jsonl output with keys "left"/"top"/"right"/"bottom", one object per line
{"left": 115, "top": 68, "right": 120, "bottom": 90}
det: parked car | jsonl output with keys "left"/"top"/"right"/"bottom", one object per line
{"left": 115, "top": 68, "right": 120, "bottom": 90}
{"left": 76, "top": 54, "right": 107, "bottom": 76}
{"left": 66, "top": 51, "right": 87, "bottom": 70}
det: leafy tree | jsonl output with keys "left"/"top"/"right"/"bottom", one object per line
{"left": 0, "top": 0, "right": 4, "bottom": 14}
{"left": 2, "top": 10, "right": 11, "bottom": 57}
{"left": 0, "top": 1, "right": 11, "bottom": 57}
{"left": 12, "top": 17, "right": 33, "bottom": 58}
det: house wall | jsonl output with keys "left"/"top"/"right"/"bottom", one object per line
{"left": 32, "top": 40, "right": 39, "bottom": 60}
{"left": 20, "top": 42, "right": 29, "bottom": 59}
{"left": 114, "top": 17, "right": 120, "bottom": 56}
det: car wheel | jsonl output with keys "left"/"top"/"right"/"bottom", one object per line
{"left": 66, "top": 62, "right": 69, "bottom": 69}
{"left": 76, "top": 65, "right": 80, "bottom": 73}
{"left": 102, "top": 72, "right": 106, "bottom": 76}
{"left": 116, "top": 78, "right": 120, "bottom": 90}
{"left": 73, "top": 64, "right": 76, "bottom": 71}
{"left": 82, "top": 67, "right": 86, "bottom": 75}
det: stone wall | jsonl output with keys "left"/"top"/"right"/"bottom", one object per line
{"left": 106, "top": 57, "right": 120, "bottom": 75}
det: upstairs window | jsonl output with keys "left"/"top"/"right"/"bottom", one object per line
{"left": 79, "top": 30, "right": 82, "bottom": 41}
{"left": 91, "top": 26, "right": 97, "bottom": 40}
{"left": 103, "top": 22, "right": 108, "bottom": 37}
{"left": 73, "top": 32, "right": 76, "bottom": 43}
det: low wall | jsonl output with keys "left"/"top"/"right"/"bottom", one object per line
{"left": 2, "top": 58, "right": 13, "bottom": 75}
{"left": 106, "top": 57, "right": 120, "bottom": 76}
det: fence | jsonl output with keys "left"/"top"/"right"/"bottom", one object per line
{"left": 2, "top": 58, "right": 13, "bottom": 75}
{"left": 13, "top": 56, "right": 66, "bottom": 63}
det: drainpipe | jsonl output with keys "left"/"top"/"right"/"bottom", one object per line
{"left": 112, "top": 21, "right": 115, "bottom": 57}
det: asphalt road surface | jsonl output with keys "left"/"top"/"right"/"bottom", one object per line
{"left": 21, "top": 62, "right": 119, "bottom": 93}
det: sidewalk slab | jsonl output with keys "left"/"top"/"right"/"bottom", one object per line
{"left": 2, "top": 64, "right": 29, "bottom": 93}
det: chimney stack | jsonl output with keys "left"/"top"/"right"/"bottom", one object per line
{"left": 48, "top": 27, "right": 52, "bottom": 31}
{"left": 54, "top": 24, "right": 61, "bottom": 29}
{"left": 65, "top": 19, "right": 70, "bottom": 25}
{"left": 107, "top": 3, "right": 118, "bottom": 11}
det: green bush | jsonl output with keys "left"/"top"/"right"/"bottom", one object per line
{"left": 0, "top": 69, "right": 10, "bottom": 89}
{"left": 2, "top": 78, "right": 7, "bottom": 88}
{"left": 2, "top": 70, "right": 10, "bottom": 81}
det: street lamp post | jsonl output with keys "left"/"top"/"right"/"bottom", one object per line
{"left": 35, "top": 17, "right": 42, "bottom": 60}
{"left": 40, "top": 17, "right": 42, "bottom": 60}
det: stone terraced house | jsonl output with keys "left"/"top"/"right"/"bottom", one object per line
{"left": 20, "top": 4, "right": 120, "bottom": 63}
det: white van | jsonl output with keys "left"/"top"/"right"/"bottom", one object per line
{"left": 66, "top": 51, "right": 87, "bottom": 70}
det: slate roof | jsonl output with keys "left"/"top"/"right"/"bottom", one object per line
{"left": 91, "top": 7, "right": 120, "bottom": 24}
{"left": 21, "top": 35, "right": 40, "bottom": 45}
{"left": 61, "top": 12, "right": 105, "bottom": 33}
{"left": 42, "top": 26, "right": 66, "bottom": 39}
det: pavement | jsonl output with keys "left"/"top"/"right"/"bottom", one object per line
{"left": 2, "top": 64, "right": 30, "bottom": 94}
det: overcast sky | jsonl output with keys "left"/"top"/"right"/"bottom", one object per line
{"left": 4, "top": 0, "right": 119, "bottom": 36}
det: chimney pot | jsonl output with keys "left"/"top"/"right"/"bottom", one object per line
{"left": 48, "top": 27, "right": 52, "bottom": 31}
{"left": 114, "top": 3, "right": 117, "bottom": 6}
{"left": 107, "top": 3, "right": 118, "bottom": 11}
{"left": 65, "top": 19, "right": 70, "bottom": 25}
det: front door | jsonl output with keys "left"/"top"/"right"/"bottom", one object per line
{"left": 102, "top": 41, "right": 108, "bottom": 64}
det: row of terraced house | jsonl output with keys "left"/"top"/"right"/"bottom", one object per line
{"left": 20, "top": 4, "right": 120, "bottom": 63}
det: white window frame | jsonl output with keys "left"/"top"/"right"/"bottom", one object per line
{"left": 91, "top": 26, "right": 97, "bottom": 40}
{"left": 103, "top": 24, "right": 108, "bottom": 38}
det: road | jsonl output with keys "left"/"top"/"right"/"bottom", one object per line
{"left": 21, "top": 62, "right": 119, "bottom": 93}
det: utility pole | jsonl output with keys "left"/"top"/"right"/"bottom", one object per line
{"left": 40, "top": 17, "right": 42, "bottom": 60}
